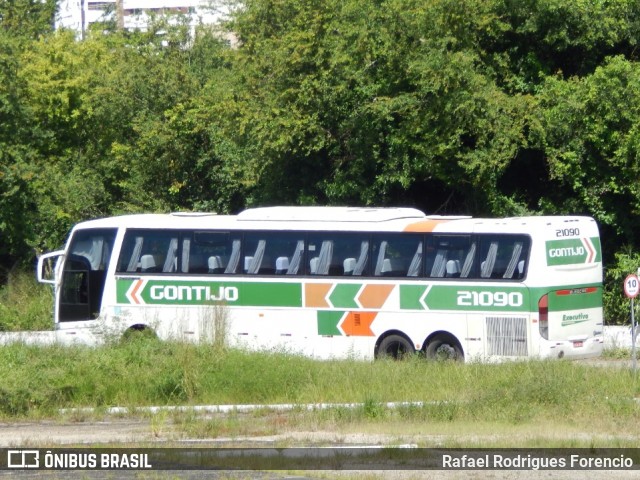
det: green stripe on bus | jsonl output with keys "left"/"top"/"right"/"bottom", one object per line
{"left": 329, "top": 283, "right": 361, "bottom": 308}
{"left": 115, "top": 279, "right": 601, "bottom": 313}
{"left": 425, "top": 285, "right": 530, "bottom": 312}
{"left": 317, "top": 311, "right": 344, "bottom": 335}
{"left": 240, "top": 282, "right": 302, "bottom": 307}
{"left": 116, "top": 279, "right": 134, "bottom": 304}
{"left": 399, "top": 285, "right": 426, "bottom": 310}
{"left": 116, "top": 279, "right": 302, "bottom": 307}
{"left": 400, "top": 284, "right": 530, "bottom": 312}
{"left": 593, "top": 237, "right": 602, "bottom": 261}
{"left": 548, "top": 287, "right": 603, "bottom": 312}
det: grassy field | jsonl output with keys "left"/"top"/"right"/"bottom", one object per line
{"left": 0, "top": 271, "right": 52, "bottom": 332}
{"left": 1, "top": 337, "right": 639, "bottom": 447}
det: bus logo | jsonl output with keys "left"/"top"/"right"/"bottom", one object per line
{"left": 7, "top": 450, "right": 40, "bottom": 468}
{"left": 545, "top": 237, "right": 601, "bottom": 266}
{"left": 149, "top": 285, "right": 238, "bottom": 303}
{"left": 125, "top": 280, "right": 238, "bottom": 304}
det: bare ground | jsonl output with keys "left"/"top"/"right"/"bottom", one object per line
{"left": 1, "top": 418, "right": 639, "bottom": 479}
{"left": 1, "top": 359, "right": 638, "bottom": 478}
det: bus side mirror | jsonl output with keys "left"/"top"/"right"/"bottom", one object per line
{"left": 37, "top": 250, "right": 65, "bottom": 285}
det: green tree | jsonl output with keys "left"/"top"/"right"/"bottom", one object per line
{"left": 0, "top": 2, "right": 91, "bottom": 270}
{"left": 219, "top": 0, "right": 534, "bottom": 213}
{"left": 0, "top": 0, "right": 56, "bottom": 40}
{"left": 15, "top": 31, "right": 115, "bottom": 252}
{"left": 483, "top": 0, "right": 640, "bottom": 93}
{"left": 538, "top": 56, "right": 640, "bottom": 247}
{"left": 109, "top": 24, "right": 242, "bottom": 213}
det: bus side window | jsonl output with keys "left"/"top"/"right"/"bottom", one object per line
{"left": 243, "top": 232, "right": 305, "bottom": 275}
{"left": 516, "top": 259, "right": 526, "bottom": 279}
{"left": 117, "top": 231, "right": 176, "bottom": 273}
{"left": 225, "top": 239, "right": 241, "bottom": 273}
{"left": 274, "top": 235, "right": 305, "bottom": 275}
{"left": 351, "top": 240, "right": 369, "bottom": 276}
{"left": 425, "top": 236, "right": 472, "bottom": 279}
{"left": 163, "top": 238, "right": 179, "bottom": 272}
{"left": 245, "top": 239, "right": 267, "bottom": 274}
{"left": 502, "top": 239, "right": 529, "bottom": 279}
{"left": 407, "top": 242, "right": 423, "bottom": 277}
{"left": 460, "top": 242, "right": 477, "bottom": 278}
{"left": 307, "top": 234, "right": 369, "bottom": 276}
{"left": 286, "top": 240, "right": 305, "bottom": 275}
{"left": 180, "top": 236, "right": 208, "bottom": 273}
{"left": 476, "top": 235, "right": 530, "bottom": 280}
{"left": 373, "top": 235, "right": 421, "bottom": 277}
{"left": 502, "top": 241, "right": 524, "bottom": 279}
{"left": 480, "top": 241, "right": 498, "bottom": 278}
{"left": 309, "top": 240, "right": 333, "bottom": 275}
{"left": 186, "top": 232, "right": 238, "bottom": 275}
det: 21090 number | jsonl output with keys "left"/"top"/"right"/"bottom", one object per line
{"left": 457, "top": 291, "right": 523, "bottom": 307}
{"left": 556, "top": 227, "right": 580, "bottom": 237}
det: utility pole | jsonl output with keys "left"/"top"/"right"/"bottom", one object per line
{"left": 116, "top": 0, "right": 125, "bottom": 30}
{"left": 80, "top": 0, "right": 86, "bottom": 40}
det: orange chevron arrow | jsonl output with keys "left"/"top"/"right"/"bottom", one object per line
{"left": 128, "top": 279, "right": 144, "bottom": 304}
{"left": 358, "top": 284, "right": 394, "bottom": 308}
{"left": 341, "top": 311, "right": 376, "bottom": 336}
{"left": 305, "top": 283, "right": 332, "bottom": 308}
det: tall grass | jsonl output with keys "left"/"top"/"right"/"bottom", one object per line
{"left": 0, "top": 271, "right": 53, "bottom": 331}
{"left": 1, "top": 340, "right": 639, "bottom": 434}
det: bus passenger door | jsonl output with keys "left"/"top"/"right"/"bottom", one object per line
{"left": 56, "top": 229, "right": 117, "bottom": 323}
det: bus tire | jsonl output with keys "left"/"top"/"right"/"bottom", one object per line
{"left": 376, "top": 334, "right": 415, "bottom": 360}
{"left": 121, "top": 325, "right": 157, "bottom": 343}
{"left": 425, "top": 335, "right": 463, "bottom": 361}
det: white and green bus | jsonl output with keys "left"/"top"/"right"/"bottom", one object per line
{"left": 37, "top": 207, "right": 604, "bottom": 360}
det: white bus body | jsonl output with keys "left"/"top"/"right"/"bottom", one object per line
{"left": 36, "top": 207, "right": 604, "bottom": 360}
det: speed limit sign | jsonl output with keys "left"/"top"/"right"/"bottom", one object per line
{"left": 624, "top": 274, "right": 640, "bottom": 298}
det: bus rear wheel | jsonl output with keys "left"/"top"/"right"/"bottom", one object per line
{"left": 425, "top": 335, "right": 463, "bottom": 361}
{"left": 376, "top": 334, "right": 415, "bottom": 360}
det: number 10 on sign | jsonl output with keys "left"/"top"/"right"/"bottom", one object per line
{"left": 625, "top": 274, "right": 640, "bottom": 298}
{"left": 624, "top": 274, "right": 639, "bottom": 373}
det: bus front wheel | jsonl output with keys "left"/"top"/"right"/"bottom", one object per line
{"left": 121, "top": 325, "right": 157, "bottom": 343}
{"left": 425, "top": 335, "right": 463, "bottom": 361}
{"left": 376, "top": 334, "right": 415, "bottom": 360}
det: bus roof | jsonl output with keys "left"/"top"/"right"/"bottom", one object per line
{"left": 236, "top": 206, "right": 426, "bottom": 222}
{"left": 71, "top": 208, "right": 597, "bottom": 234}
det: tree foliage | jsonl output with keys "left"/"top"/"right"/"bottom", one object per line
{"left": 1, "top": 0, "right": 640, "bottom": 321}
{"left": 0, "top": 0, "right": 56, "bottom": 41}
